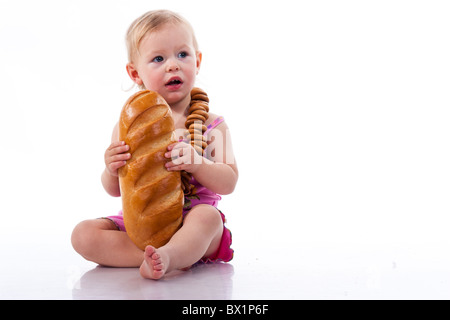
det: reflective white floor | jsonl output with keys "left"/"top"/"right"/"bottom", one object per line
{"left": 1, "top": 232, "right": 450, "bottom": 300}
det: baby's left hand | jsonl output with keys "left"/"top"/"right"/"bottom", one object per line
{"left": 165, "top": 142, "right": 203, "bottom": 174}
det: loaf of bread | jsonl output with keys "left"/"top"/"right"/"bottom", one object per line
{"left": 118, "top": 90, "right": 183, "bottom": 250}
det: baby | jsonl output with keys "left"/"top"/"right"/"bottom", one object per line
{"left": 71, "top": 10, "right": 238, "bottom": 280}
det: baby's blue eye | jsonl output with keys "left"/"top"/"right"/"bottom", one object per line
{"left": 153, "top": 56, "right": 164, "bottom": 63}
{"left": 178, "top": 51, "right": 187, "bottom": 58}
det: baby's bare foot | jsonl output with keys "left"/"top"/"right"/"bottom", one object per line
{"left": 139, "top": 246, "right": 167, "bottom": 280}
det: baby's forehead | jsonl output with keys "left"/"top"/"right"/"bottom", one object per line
{"left": 128, "top": 20, "right": 199, "bottom": 62}
{"left": 144, "top": 22, "right": 196, "bottom": 45}
{"left": 138, "top": 28, "right": 196, "bottom": 57}
{"left": 146, "top": 22, "right": 192, "bottom": 39}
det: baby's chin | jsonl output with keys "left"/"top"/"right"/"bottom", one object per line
{"left": 163, "top": 89, "right": 192, "bottom": 104}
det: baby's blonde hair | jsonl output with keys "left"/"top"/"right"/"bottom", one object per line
{"left": 126, "top": 9, "right": 199, "bottom": 64}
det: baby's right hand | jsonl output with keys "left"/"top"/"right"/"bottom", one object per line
{"left": 104, "top": 141, "right": 131, "bottom": 177}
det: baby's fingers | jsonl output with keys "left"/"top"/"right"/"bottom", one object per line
{"left": 108, "top": 152, "right": 131, "bottom": 164}
{"left": 107, "top": 160, "right": 127, "bottom": 176}
{"left": 106, "top": 141, "right": 130, "bottom": 156}
{"left": 109, "top": 141, "right": 125, "bottom": 149}
{"left": 106, "top": 152, "right": 131, "bottom": 174}
{"left": 109, "top": 161, "right": 126, "bottom": 171}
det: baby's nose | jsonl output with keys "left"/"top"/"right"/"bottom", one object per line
{"left": 166, "top": 60, "right": 180, "bottom": 72}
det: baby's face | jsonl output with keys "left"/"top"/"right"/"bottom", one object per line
{"left": 131, "top": 23, "right": 201, "bottom": 106}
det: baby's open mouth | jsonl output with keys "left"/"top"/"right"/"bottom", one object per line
{"left": 166, "top": 77, "right": 183, "bottom": 86}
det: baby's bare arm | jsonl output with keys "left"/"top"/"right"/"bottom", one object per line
{"left": 194, "top": 158, "right": 238, "bottom": 195}
{"left": 165, "top": 119, "right": 238, "bottom": 195}
{"left": 201, "top": 120, "right": 238, "bottom": 194}
{"left": 101, "top": 123, "right": 131, "bottom": 197}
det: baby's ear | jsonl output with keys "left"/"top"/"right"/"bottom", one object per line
{"left": 196, "top": 52, "right": 202, "bottom": 74}
{"left": 126, "top": 63, "right": 143, "bottom": 86}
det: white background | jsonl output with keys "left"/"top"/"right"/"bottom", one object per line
{"left": 1, "top": 0, "right": 450, "bottom": 299}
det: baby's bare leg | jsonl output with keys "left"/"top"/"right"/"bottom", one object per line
{"left": 71, "top": 219, "right": 143, "bottom": 267}
{"left": 140, "top": 204, "right": 224, "bottom": 279}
